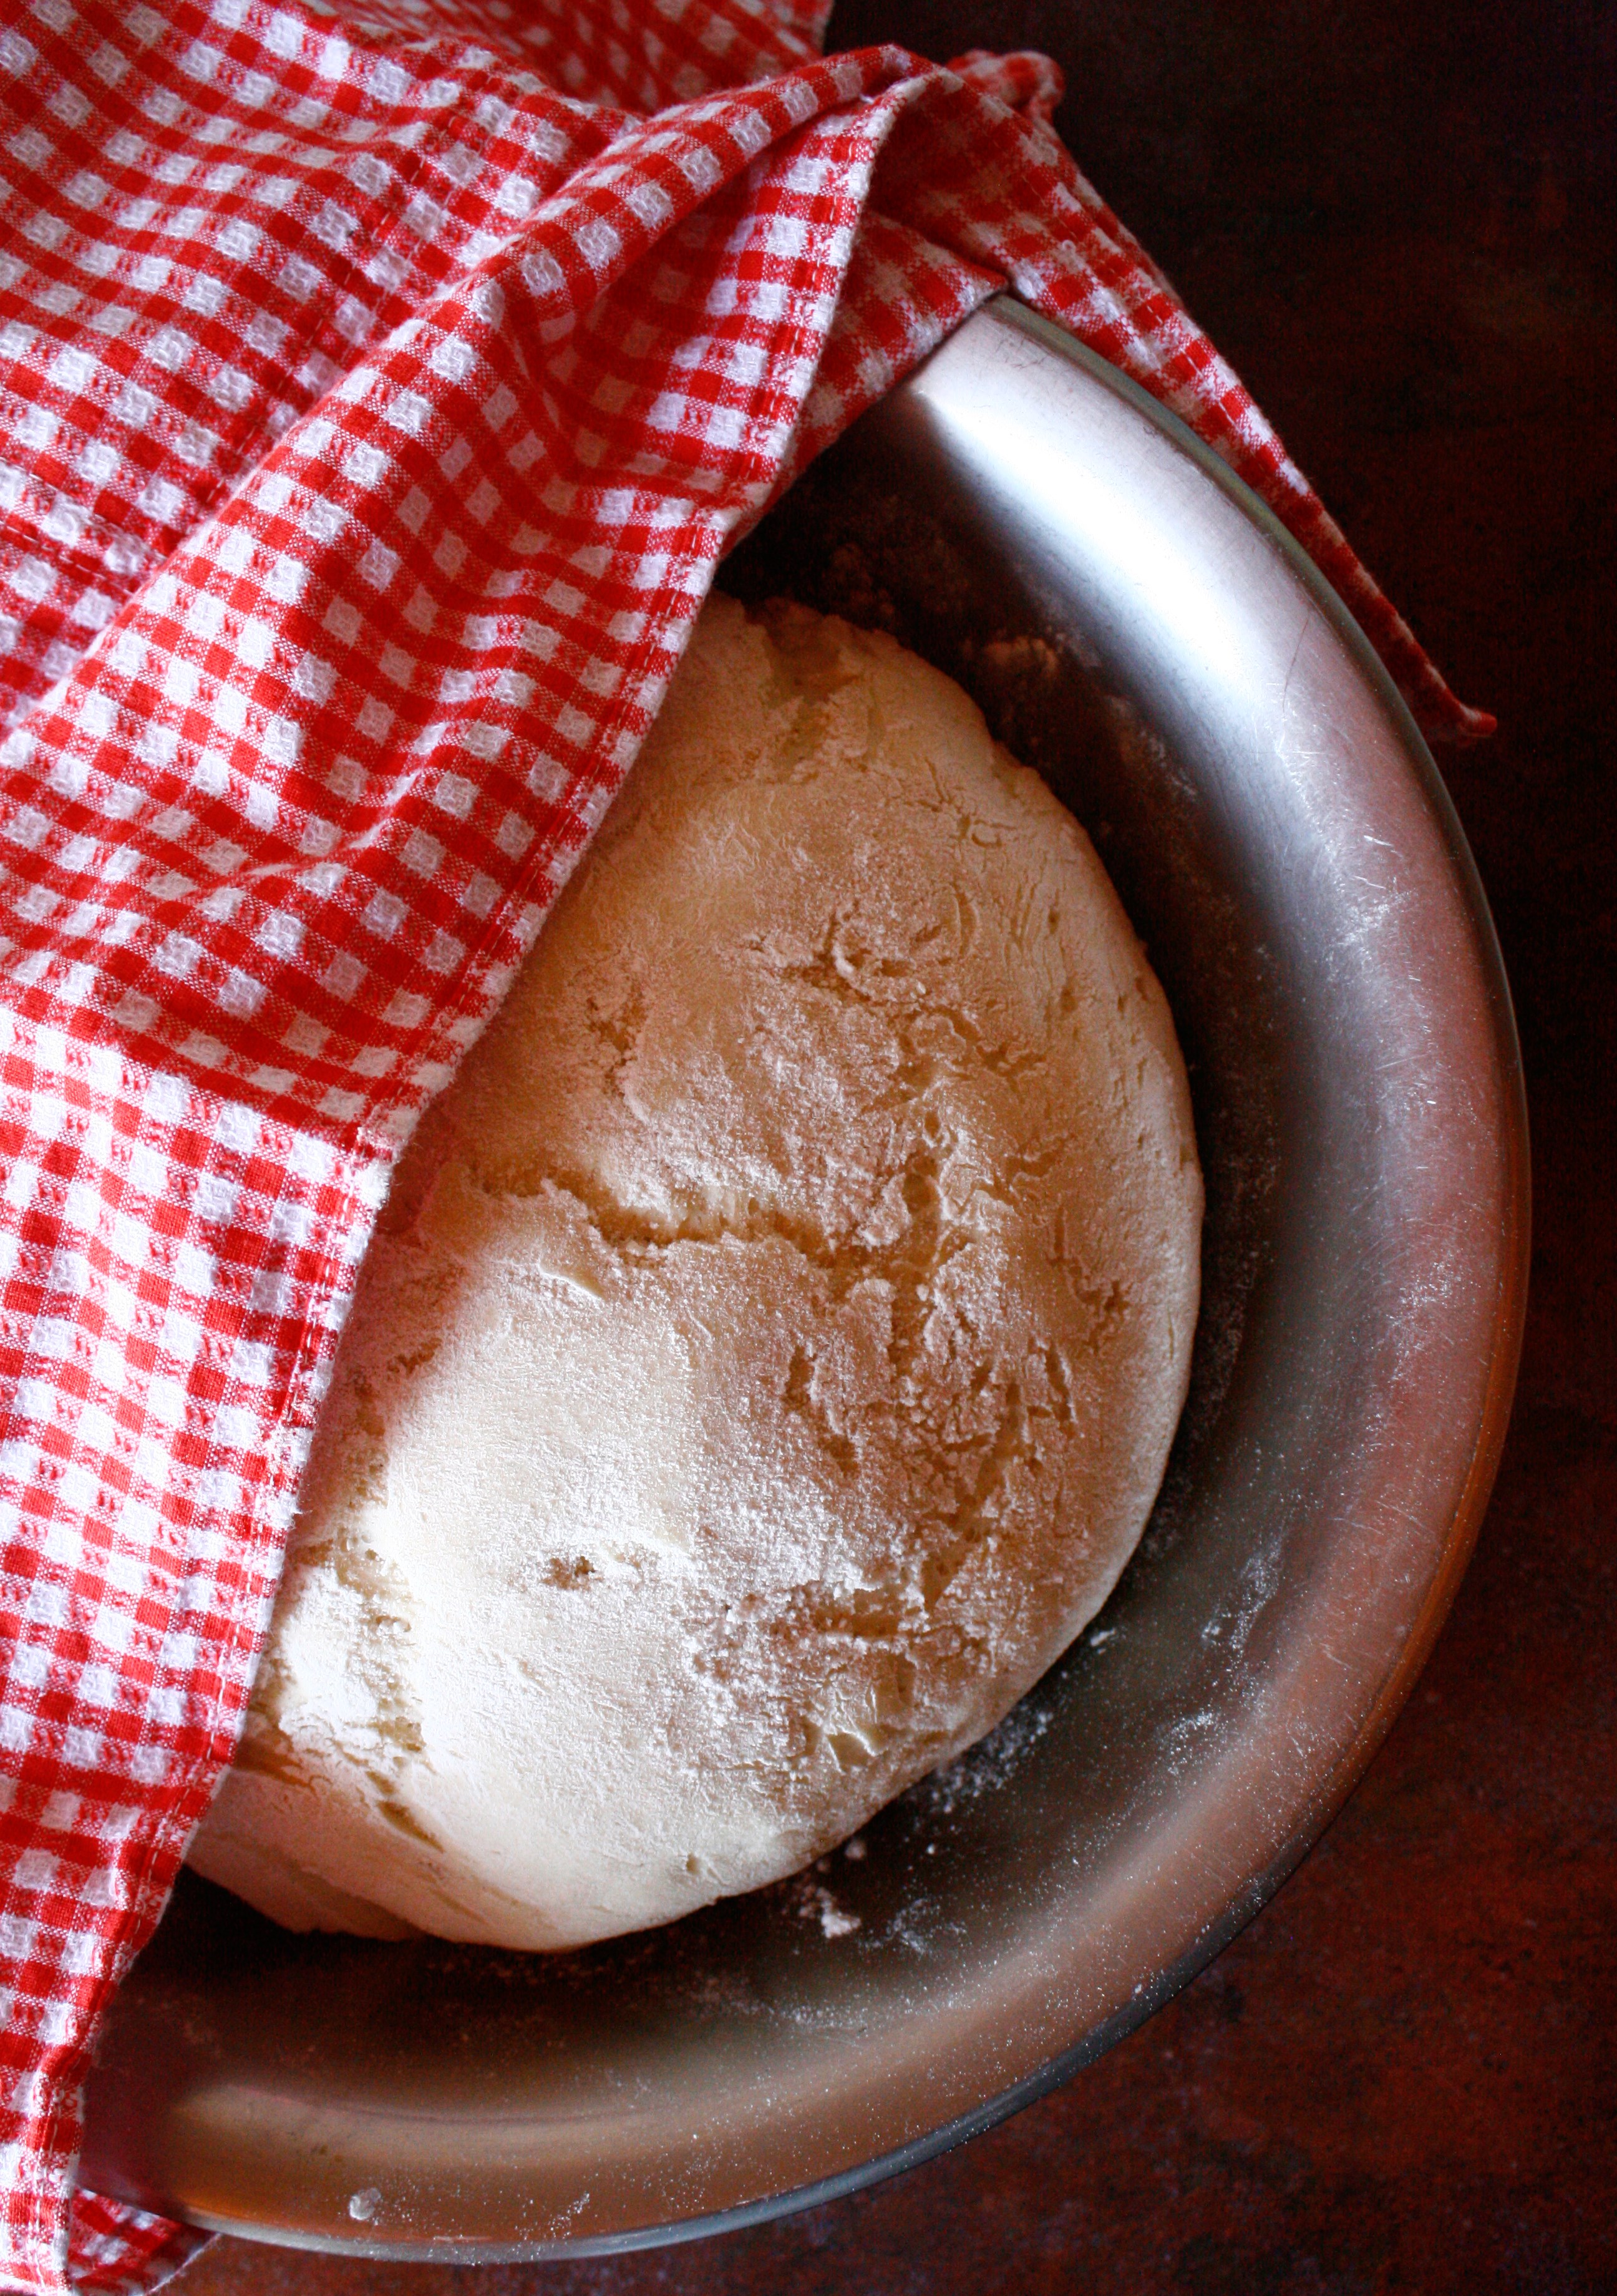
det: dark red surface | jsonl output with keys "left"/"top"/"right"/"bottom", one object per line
{"left": 175, "top": 4, "right": 1616, "bottom": 2291}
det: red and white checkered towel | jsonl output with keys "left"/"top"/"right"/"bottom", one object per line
{"left": 0, "top": 1, "right": 1488, "bottom": 2287}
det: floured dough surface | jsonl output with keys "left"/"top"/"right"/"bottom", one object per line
{"left": 188, "top": 594, "right": 1202, "bottom": 1952}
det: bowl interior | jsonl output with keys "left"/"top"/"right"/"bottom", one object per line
{"left": 80, "top": 301, "right": 1527, "bottom": 2261}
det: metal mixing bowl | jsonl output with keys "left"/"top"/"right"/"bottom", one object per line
{"left": 80, "top": 297, "right": 1529, "bottom": 2260}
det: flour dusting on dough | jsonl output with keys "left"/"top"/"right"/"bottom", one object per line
{"left": 189, "top": 595, "right": 1202, "bottom": 1952}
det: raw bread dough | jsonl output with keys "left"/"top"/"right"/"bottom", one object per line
{"left": 188, "top": 594, "right": 1202, "bottom": 1951}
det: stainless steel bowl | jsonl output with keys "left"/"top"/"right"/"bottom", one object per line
{"left": 80, "top": 297, "right": 1529, "bottom": 2260}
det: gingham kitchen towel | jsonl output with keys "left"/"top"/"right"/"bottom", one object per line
{"left": 0, "top": 0, "right": 1490, "bottom": 2287}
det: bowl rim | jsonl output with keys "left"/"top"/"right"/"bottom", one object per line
{"left": 86, "top": 293, "right": 1532, "bottom": 2264}
{"left": 759, "top": 296, "right": 1532, "bottom": 2241}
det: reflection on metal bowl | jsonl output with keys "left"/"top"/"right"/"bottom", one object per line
{"left": 80, "top": 296, "right": 1529, "bottom": 2263}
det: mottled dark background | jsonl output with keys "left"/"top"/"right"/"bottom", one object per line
{"left": 184, "top": 2, "right": 1616, "bottom": 2290}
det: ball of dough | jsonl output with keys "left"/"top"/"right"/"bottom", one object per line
{"left": 188, "top": 594, "right": 1202, "bottom": 1952}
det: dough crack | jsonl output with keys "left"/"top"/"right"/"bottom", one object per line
{"left": 755, "top": 913, "right": 915, "bottom": 1004}
{"left": 478, "top": 1144, "right": 971, "bottom": 1368}
{"left": 918, "top": 1380, "right": 1039, "bottom": 1608}
{"left": 583, "top": 979, "right": 646, "bottom": 1097}
{"left": 755, "top": 915, "right": 1047, "bottom": 1087}
{"left": 240, "top": 1394, "right": 427, "bottom": 1823}
{"left": 783, "top": 1346, "right": 857, "bottom": 1474}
